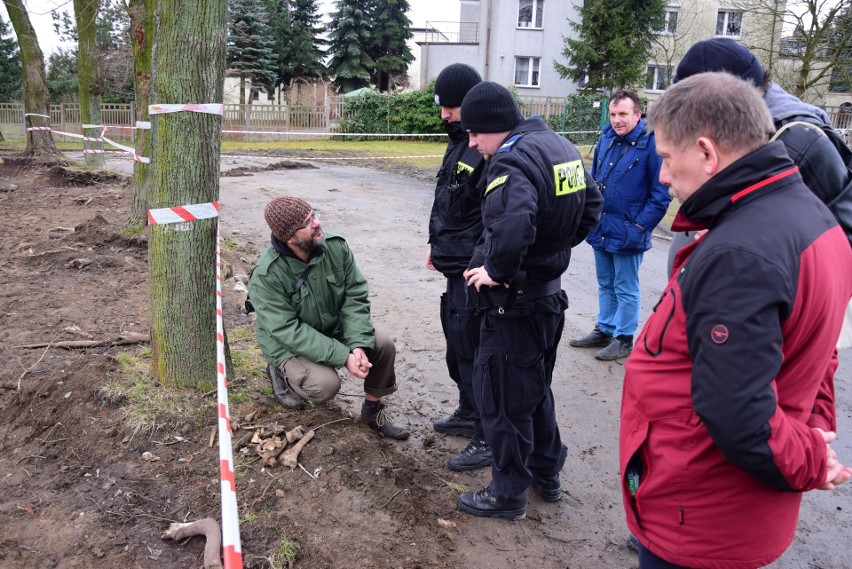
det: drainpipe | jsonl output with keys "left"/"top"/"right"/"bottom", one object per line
{"left": 484, "top": 0, "right": 492, "bottom": 80}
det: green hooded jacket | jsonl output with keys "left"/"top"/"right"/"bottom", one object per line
{"left": 248, "top": 232, "right": 375, "bottom": 368}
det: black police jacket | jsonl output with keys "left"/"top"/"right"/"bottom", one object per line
{"left": 470, "top": 116, "right": 603, "bottom": 285}
{"left": 428, "top": 121, "right": 486, "bottom": 275}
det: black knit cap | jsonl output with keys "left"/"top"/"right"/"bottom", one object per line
{"left": 674, "top": 38, "right": 765, "bottom": 87}
{"left": 460, "top": 81, "right": 524, "bottom": 133}
{"left": 434, "top": 63, "right": 482, "bottom": 108}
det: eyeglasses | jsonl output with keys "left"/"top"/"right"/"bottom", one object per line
{"left": 302, "top": 210, "right": 320, "bottom": 230}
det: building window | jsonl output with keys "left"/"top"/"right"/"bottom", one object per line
{"left": 716, "top": 10, "right": 742, "bottom": 38}
{"left": 515, "top": 56, "right": 541, "bottom": 87}
{"left": 654, "top": 7, "right": 679, "bottom": 34}
{"left": 646, "top": 64, "right": 671, "bottom": 92}
{"left": 518, "top": 0, "right": 544, "bottom": 28}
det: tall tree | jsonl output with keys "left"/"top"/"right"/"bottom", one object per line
{"left": 74, "top": 0, "right": 105, "bottom": 169}
{"left": 149, "top": 0, "right": 227, "bottom": 388}
{"left": 46, "top": 49, "right": 78, "bottom": 101}
{"left": 123, "top": 0, "right": 154, "bottom": 228}
{"left": 2, "top": 0, "right": 63, "bottom": 160}
{"left": 326, "top": 0, "right": 374, "bottom": 92}
{"left": 367, "top": 0, "right": 413, "bottom": 92}
{"left": 0, "top": 14, "right": 21, "bottom": 102}
{"left": 555, "top": 0, "right": 666, "bottom": 92}
{"left": 52, "top": 0, "right": 134, "bottom": 102}
{"left": 286, "top": 0, "right": 327, "bottom": 84}
{"left": 227, "top": 0, "right": 277, "bottom": 104}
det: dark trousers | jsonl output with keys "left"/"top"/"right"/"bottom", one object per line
{"left": 637, "top": 541, "right": 691, "bottom": 569}
{"left": 473, "top": 294, "right": 568, "bottom": 503}
{"left": 440, "top": 275, "right": 482, "bottom": 436}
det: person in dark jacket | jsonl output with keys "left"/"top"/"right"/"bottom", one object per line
{"left": 622, "top": 72, "right": 852, "bottom": 568}
{"left": 570, "top": 91, "right": 671, "bottom": 361}
{"left": 427, "top": 63, "right": 494, "bottom": 472}
{"left": 249, "top": 196, "right": 409, "bottom": 440}
{"left": 666, "top": 37, "right": 851, "bottom": 276}
{"left": 457, "top": 82, "right": 603, "bottom": 520}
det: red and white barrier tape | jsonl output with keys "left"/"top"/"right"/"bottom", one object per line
{"left": 149, "top": 103, "right": 224, "bottom": 116}
{"left": 147, "top": 201, "right": 219, "bottom": 225}
{"left": 215, "top": 223, "right": 243, "bottom": 569}
{"left": 102, "top": 134, "right": 150, "bottom": 164}
{"left": 26, "top": 126, "right": 52, "bottom": 131}
{"left": 146, "top": 200, "right": 243, "bottom": 569}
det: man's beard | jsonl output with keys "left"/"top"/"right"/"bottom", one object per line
{"left": 292, "top": 232, "right": 324, "bottom": 256}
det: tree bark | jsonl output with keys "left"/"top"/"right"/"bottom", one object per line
{"left": 125, "top": 0, "right": 154, "bottom": 227}
{"left": 3, "top": 0, "right": 62, "bottom": 161}
{"left": 149, "top": 0, "right": 227, "bottom": 388}
{"left": 74, "top": 0, "right": 105, "bottom": 169}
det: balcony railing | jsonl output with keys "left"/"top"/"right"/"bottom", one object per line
{"left": 422, "top": 21, "right": 479, "bottom": 44}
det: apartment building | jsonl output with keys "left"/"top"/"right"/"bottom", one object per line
{"left": 417, "top": 0, "right": 582, "bottom": 98}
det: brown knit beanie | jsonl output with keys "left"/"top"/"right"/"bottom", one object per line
{"left": 264, "top": 196, "right": 312, "bottom": 242}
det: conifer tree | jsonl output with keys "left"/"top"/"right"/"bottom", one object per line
{"left": 0, "top": 15, "right": 22, "bottom": 101}
{"left": 326, "top": 0, "right": 374, "bottom": 92}
{"left": 555, "top": 0, "right": 665, "bottom": 92}
{"left": 368, "top": 0, "right": 413, "bottom": 92}
{"left": 227, "top": 0, "right": 277, "bottom": 104}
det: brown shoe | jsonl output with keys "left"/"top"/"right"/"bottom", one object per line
{"left": 361, "top": 402, "right": 410, "bottom": 440}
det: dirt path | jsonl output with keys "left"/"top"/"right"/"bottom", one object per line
{"left": 1, "top": 152, "right": 850, "bottom": 568}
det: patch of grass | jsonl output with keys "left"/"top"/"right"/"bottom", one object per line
{"left": 240, "top": 510, "right": 257, "bottom": 525}
{"left": 101, "top": 348, "right": 210, "bottom": 432}
{"left": 223, "top": 237, "right": 239, "bottom": 251}
{"left": 225, "top": 325, "right": 270, "bottom": 403}
{"left": 120, "top": 225, "right": 144, "bottom": 238}
{"left": 272, "top": 534, "right": 299, "bottom": 569}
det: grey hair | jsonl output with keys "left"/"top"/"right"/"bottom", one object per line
{"left": 648, "top": 72, "right": 773, "bottom": 155}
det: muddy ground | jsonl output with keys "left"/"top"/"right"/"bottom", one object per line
{"left": 0, "top": 149, "right": 850, "bottom": 569}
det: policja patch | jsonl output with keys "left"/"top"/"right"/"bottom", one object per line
{"left": 553, "top": 160, "right": 586, "bottom": 195}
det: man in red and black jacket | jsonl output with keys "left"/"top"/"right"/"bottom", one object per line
{"left": 620, "top": 72, "right": 852, "bottom": 568}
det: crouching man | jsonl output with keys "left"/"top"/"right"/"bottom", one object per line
{"left": 248, "top": 196, "right": 409, "bottom": 440}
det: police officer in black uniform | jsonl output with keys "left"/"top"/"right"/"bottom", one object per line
{"left": 427, "top": 64, "right": 494, "bottom": 472}
{"left": 458, "top": 82, "right": 603, "bottom": 520}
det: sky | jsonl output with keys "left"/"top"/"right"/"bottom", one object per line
{"left": 0, "top": 0, "right": 460, "bottom": 57}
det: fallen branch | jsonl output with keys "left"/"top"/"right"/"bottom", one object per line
{"left": 162, "top": 518, "right": 223, "bottom": 569}
{"left": 16, "top": 332, "right": 149, "bottom": 350}
{"left": 280, "top": 429, "right": 315, "bottom": 469}
{"left": 18, "top": 343, "right": 53, "bottom": 390}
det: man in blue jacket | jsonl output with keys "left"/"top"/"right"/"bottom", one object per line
{"left": 570, "top": 90, "right": 671, "bottom": 360}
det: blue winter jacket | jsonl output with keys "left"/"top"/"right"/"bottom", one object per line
{"left": 585, "top": 118, "right": 671, "bottom": 254}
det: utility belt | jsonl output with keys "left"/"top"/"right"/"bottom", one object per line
{"left": 468, "top": 276, "right": 562, "bottom": 312}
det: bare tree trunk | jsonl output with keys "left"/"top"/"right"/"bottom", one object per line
{"left": 3, "top": 0, "right": 63, "bottom": 161}
{"left": 74, "top": 0, "right": 105, "bottom": 169}
{"left": 149, "top": 0, "right": 227, "bottom": 388}
{"left": 239, "top": 73, "right": 246, "bottom": 105}
{"left": 125, "top": 0, "right": 154, "bottom": 227}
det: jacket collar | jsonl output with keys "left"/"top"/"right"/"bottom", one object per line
{"left": 602, "top": 117, "right": 647, "bottom": 144}
{"left": 672, "top": 141, "right": 798, "bottom": 232}
{"left": 270, "top": 233, "right": 325, "bottom": 262}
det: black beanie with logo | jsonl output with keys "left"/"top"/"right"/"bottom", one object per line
{"left": 460, "top": 81, "right": 524, "bottom": 133}
{"left": 434, "top": 63, "right": 483, "bottom": 108}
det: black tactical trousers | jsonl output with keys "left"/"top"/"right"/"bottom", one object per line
{"left": 473, "top": 292, "right": 569, "bottom": 504}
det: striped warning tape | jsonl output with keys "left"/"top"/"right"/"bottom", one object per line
{"left": 147, "top": 201, "right": 219, "bottom": 225}
{"left": 26, "top": 126, "right": 52, "bottom": 131}
{"left": 149, "top": 103, "right": 224, "bottom": 116}
{"left": 24, "top": 112, "right": 51, "bottom": 118}
{"left": 214, "top": 224, "right": 243, "bottom": 569}
{"left": 146, "top": 200, "right": 243, "bottom": 569}
{"left": 102, "top": 134, "right": 150, "bottom": 164}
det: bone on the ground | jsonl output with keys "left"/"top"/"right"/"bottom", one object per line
{"left": 280, "top": 429, "right": 315, "bottom": 469}
{"left": 162, "top": 518, "right": 223, "bottom": 569}
{"left": 250, "top": 429, "right": 263, "bottom": 444}
{"left": 285, "top": 425, "right": 305, "bottom": 444}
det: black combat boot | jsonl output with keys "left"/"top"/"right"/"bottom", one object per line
{"left": 448, "top": 439, "right": 493, "bottom": 471}
{"left": 595, "top": 335, "right": 634, "bottom": 361}
{"left": 569, "top": 326, "right": 614, "bottom": 348}
{"left": 531, "top": 473, "right": 563, "bottom": 502}
{"left": 433, "top": 407, "right": 477, "bottom": 438}
{"left": 361, "top": 400, "right": 410, "bottom": 440}
{"left": 266, "top": 365, "right": 306, "bottom": 410}
{"left": 457, "top": 487, "right": 526, "bottom": 521}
